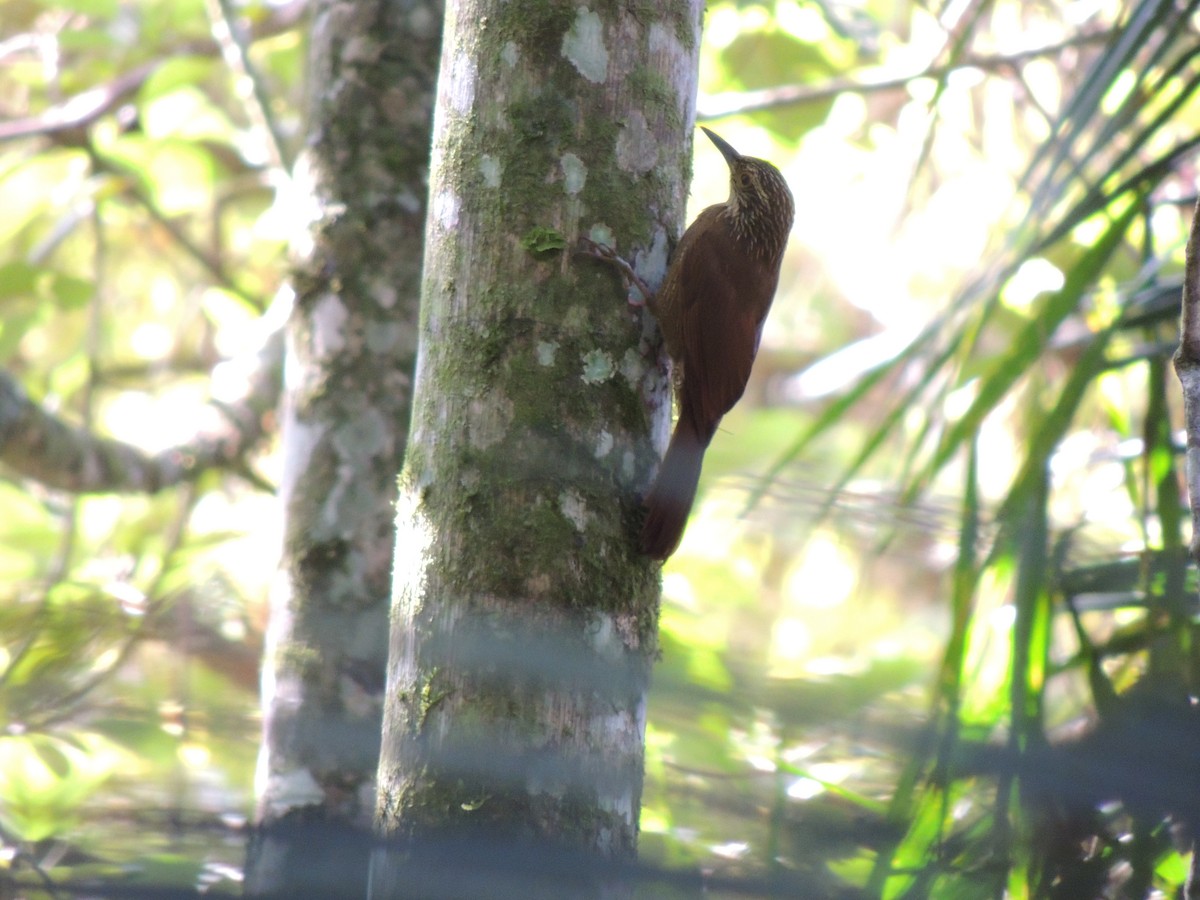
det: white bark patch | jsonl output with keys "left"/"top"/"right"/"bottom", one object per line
{"left": 592, "top": 611, "right": 643, "bottom": 658}
{"left": 259, "top": 767, "right": 325, "bottom": 818}
{"left": 645, "top": 227, "right": 671, "bottom": 283}
{"left": 620, "top": 347, "right": 646, "bottom": 385}
{"left": 649, "top": 22, "right": 696, "bottom": 122}
{"left": 457, "top": 466, "right": 480, "bottom": 491}
{"left": 333, "top": 408, "right": 389, "bottom": 461}
{"left": 1189, "top": 444, "right": 1200, "bottom": 528}
{"left": 597, "top": 771, "right": 635, "bottom": 821}
{"left": 449, "top": 51, "right": 476, "bottom": 114}
{"left": 615, "top": 611, "right": 642, "bottom": 652}
{"left": 559, "top": 489, "right": 589, "bottom": 531}
{"left": 536, "top": 340, "right": 558, "bottom": 366}
{"left": 391, "top": 484, "right": 434, "bottom": 620}
{"left": 580, "top": 349, "right": 614, "bottom": 384}
{"left": 341, "top": 35, "right": 379, "bottom": 65}
{"left": 588, "top": 612, "right": 620, "bottom": 657}
{"left": 312, "top": 294, "right": 348, "bottom": 359}
{"left": 560, "top": 152, "right": 586, "bottom": 195}
{"left": 325, "top": 411, "right": 389, "bottom": 530}
{"left": 285, "top": 153, "right": 321, "bottom": 260}
{"left": 276, "top": 403, "right": 320, "bottom": 505}
{"left": 432, "top": 189, "right": 460, "bottom": 231}
{"left": 467, "top": 395, "right": 514, "bottom": 449}
{"left": 594, "top": 429, "right": 614, "bottom": 458}
{"left": 616, "top": 109, "right": 658, "bottom": 174}
{"left": 501, "top": 41, "right": 519, "bottom": 67}
{"left": 587, "top": 223, "right": 614, "bottom": 247}
{"left": 479, "top": 154, "right": 501, "bottom": 188}
{"left": 340, "top": 668, "right": 380, "bottom": 718}
{"left": 560, "top": 8, "right": 608, "bottom": 83}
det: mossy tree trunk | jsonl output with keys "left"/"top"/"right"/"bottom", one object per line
{"left": 245, "top": 0, "right": 442, "bottom": 895}
{"left": 371, "top": 0, "right": 702, "bottom": 896}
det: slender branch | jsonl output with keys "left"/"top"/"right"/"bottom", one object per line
{"left": 0, "top": 63, "right": 157, "bottom": 142}
{"left": 87, "top": 148, "right": 263, "bottom": 306}
{"left": 1174, "top": 194, "right": 1200, "bottom": 600}
{"left": 0, "top": 0, "right": 308, "bottom": 144}
{"left": 206, "top": 0, "right": 294, "bottom": 174}
{"left": 698, "top": 31, "right": 1115, "bottom": 120}
{"left": 0, "top": 289, "right": 288, "bottom": 495}
{"left": 6, "top": 838, "right": 63, "bottom": 900}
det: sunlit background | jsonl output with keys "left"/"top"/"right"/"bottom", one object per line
{"left": 2, "top": 0, "right": 1198, "bottom": 895}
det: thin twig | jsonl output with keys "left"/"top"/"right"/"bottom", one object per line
{"left": 0, "top": 289, "right": 288, "bottom": 495}
{"left": 35, "top": 483, "right": 200, "bottom": 731}
{"left": 0, "top": 63, "right": 157, "bottom": 142}
{"left": 698, "top": 31, "right": 1115, "bottom": 120}
{"left": 206, "top": 0, "right": 294, "bottom": 175}
{"left": 114, "top": 161, "right": 258, "bottom": 305}
{"left": 576, "top": 237, "right": 654, "bottom": 306}
{"left": 0, "top": 1, "right": 307, "bottom": 144}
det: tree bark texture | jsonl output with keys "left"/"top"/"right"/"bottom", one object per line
{"left": 246, "top": 0, "right": 442, "bottom": 895}
{"left": 372, "top": 1, "right": 702, "bottom": 896}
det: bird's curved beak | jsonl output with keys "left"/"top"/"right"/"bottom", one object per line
{"left": 700, "top": 127, "right": 741, "bottom": 167}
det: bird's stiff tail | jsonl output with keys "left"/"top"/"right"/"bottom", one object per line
{"left": 640, "top": 412, "right": 712, "bottom": 560}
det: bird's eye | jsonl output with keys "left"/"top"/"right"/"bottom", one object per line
{"left": 739, "top": 172, "right": 752, "bottom": 187}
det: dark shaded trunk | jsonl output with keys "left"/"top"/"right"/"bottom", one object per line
{"left": 245, "top": 0, "right": 442, "bottom": 895}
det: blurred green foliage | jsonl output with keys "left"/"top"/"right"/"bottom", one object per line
{"left": 0, "top": 0, "right": 290, "bottom": 891}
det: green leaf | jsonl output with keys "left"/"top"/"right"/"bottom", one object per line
{"left": 50, "top": 0, "right": 119, "bottom": 14}
{"left": 102, "top": 134, "right": 219, "bottom": 215}
{"left": 50, "top": 272, "right": 94, "bottom": 309}
{"left": 0, "top": 734, "right": 117, "bottom": 841}
{"left": 0, "top": 260, "right": 39, "bottom": 299}
{"left": 137, "top": 55, "right": 215, "bottom": 106}
{"left": 140, "top": 84, "right": 237, "bottom": 143}
{"left": 33, "top": 737, "right": 72, "bottom": 778}
{"left": 919, "top": 196, "right": 1141, "bottom": 494}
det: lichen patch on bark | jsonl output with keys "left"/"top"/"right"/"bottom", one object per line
{"left": 560, "top": 7, "right": 609, "bottom": 83}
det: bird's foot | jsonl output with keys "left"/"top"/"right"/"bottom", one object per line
{"left": 576, "top": 237, "right": 654, "bottom": 308}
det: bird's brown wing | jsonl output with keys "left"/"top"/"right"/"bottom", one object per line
{"left": 674, "top": 214, "right": 777, "bottom": 435}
